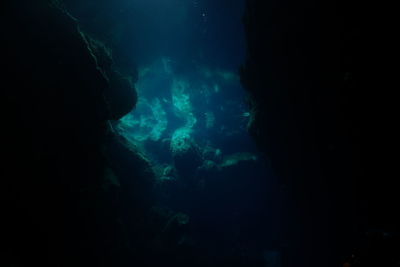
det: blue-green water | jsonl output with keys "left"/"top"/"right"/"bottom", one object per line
{"left": 64, "top": 0, "right": 282, "bottom": 265}
{"left": 116, "top": 57, "right": 255, "bottom": 164}
{"left": 66, "top": 0, "right": 256, "bottom": 163}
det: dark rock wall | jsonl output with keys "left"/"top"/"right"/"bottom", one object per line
{"left": 242, "top": 0, "right": 398, "bottom": 266}
{"left": 85, "top": 36, "right": 138, "bottom": 120}
{"left": 1, "top": 2, "right": 145, "bottom": 266}
{"left": 62, "top": 0, "right": 141, "bottom": 76}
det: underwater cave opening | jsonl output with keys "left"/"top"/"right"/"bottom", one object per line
{"left": 62, "top": 0, "right": 283, "bottom": 265}
{"left": 110, "top": 0, "right": 266, "bottom": 185}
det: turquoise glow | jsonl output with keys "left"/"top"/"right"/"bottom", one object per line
{"left": 116, "top": 56, "right": 252, "bottom": 163}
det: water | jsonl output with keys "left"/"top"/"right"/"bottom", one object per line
{"left": 63, "top": 0, "right": 282, "bottom": 265}
{"left": 116, "top": 56, "right": 254, "bottom": 164}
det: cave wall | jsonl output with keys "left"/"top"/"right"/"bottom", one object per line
{"left": 241, "top": 0, "right": 398, "bottom": 266}
{"left": 0, "top": 2, "right": 148, "bottom": 266}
